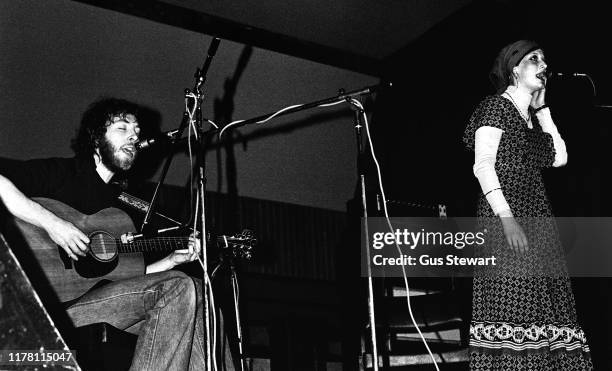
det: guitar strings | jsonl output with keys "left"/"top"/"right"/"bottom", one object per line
{"left": 92, "top": 237, "right": 251, "bottom": 246}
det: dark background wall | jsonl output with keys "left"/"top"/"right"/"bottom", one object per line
{"left": 0, "top": 0, "right": 377, "bottom": 212}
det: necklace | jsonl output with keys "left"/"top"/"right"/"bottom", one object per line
{"left": 503, "top": 91, "right": 531, "bottom": 124}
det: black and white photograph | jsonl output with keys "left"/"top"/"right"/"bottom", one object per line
{"left": 1, "top": 1, "right": 611, "bottom": 370}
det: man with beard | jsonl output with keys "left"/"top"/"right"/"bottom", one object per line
{"left": 0, "top": 98, "right": 208, "bottom": 370}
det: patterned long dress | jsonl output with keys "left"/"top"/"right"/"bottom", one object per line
{"left": 463, "top": 95, "right": 593, "bottom": 370}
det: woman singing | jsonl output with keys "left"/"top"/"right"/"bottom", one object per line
{"left": 463, "top": 40, "right": 592, "bottom": 370}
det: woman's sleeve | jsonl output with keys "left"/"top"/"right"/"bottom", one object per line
{"left": 473, "top": 127, "right": 512, "bottom": 216}
{"left": 464, "top": 96, "right": 513, "bottom": 216}
{"left": 463, "top": 96, "right": 511, "bottom": 150}
{"left": 532, "top": 108, "right": 567, "bottom": 167}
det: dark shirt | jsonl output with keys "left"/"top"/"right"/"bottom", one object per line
{"left": 0, "top": 156, "right": 121, "bottom": 215}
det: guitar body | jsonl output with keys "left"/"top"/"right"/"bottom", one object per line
{"left": 13, "top": 198, "right": 145, "bottom": 302}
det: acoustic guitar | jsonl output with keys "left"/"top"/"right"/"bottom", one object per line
{"left": 12, "top": 197, "right": 255, "bottom": 302}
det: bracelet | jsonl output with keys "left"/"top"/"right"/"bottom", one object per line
{"left": 533, "top": 104, "right": 549, "bottom": 114}
{"left": 484, "top": 187, "right": 501, "bottom": 196}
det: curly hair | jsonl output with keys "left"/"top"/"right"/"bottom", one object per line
{"left": 71, "top": 97, "right": 140, "bottom": 156}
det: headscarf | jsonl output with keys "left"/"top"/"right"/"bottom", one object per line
{"left": 489, "top": 40, "right": 540, "bottom": 94}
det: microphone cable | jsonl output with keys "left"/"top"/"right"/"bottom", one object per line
{"left": 352, "top": 98, "right": 440, "bottom": 370}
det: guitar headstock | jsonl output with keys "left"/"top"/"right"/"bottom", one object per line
{"left": 217, "top": 229, "right": 256, "bottom": 260}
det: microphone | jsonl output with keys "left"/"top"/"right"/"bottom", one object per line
{"left": 546, "top": 71, "right": 597, "bottom": 97}
{"left": 135, "top": 129, "right": 179, "bottom": 150}
{"left": 194, "top": 37, "right": 221, "bottom": 91}
{"left": 547, "top": 71, "right": 588, "bottom": 78}
{"left": 207, "top": 37, "right": 221, "bottom": 58}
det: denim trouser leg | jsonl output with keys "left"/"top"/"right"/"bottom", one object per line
{"left": 191, "top": 278, "right": 205, "bottom": 370}
{"left": 66, "top": 270, "right": 202, "bottom": 371}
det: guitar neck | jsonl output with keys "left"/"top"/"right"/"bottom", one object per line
{"left": 118, "top": 237, "right": 189, "bottom": 254}
{"left": 117, "top": 235, "right": 236, "bottom": 254}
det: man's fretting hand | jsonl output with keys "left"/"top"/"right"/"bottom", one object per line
{"left": 168, "top": 236, "right": 201, "bottom": 266}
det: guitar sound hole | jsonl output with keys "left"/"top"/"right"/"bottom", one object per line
{"left": 89, "top": 231, "right": 118, "bottom": 262}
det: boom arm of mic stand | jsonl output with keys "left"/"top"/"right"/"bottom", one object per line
{"left": 140, "top": 110, "right": 192, "bottom": 233}
{"left": 221, "top": 82, "right": 391, "bottom": 132}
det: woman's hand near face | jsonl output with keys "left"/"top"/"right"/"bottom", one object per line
{"left": 531, "top": 87, "right": 546, "bottom": 109}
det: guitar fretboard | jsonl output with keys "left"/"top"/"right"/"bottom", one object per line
{"left": 114, "top": 236, "right": 248, "bottom": 254}
{"left": 117, "top": 237, "right": 189, "bottom": 253}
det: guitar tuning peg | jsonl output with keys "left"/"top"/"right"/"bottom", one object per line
{"left": 241, "top": 228, "right": 254, "bottom": 237}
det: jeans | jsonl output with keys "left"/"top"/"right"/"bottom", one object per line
{"left": 66, "top": 270, "right": 234, "bottom": 371}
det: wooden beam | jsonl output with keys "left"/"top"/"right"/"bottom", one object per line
{"left": 68, "top": 0, "right": 381, "bottom": 76}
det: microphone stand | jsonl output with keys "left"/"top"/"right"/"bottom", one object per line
{"left": 139, "top": 37, "right": 221, "bottom": 371}
{"left": 218, "top": 84, "right": 389, "bottom": 370}
{"left": 229, "top": 263, "right": 246, "bottom": 371}
{"left": 171, "top": 81, "right": 385, "bottom": 370}
{"left": 349, "top": 98, "right": 379, "bottom": 371}
{"left": 188, "top": 37, "right": 221, "bottom": 371}
{"left": 210, "top": 245, "right": 249, "bottom": 371}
